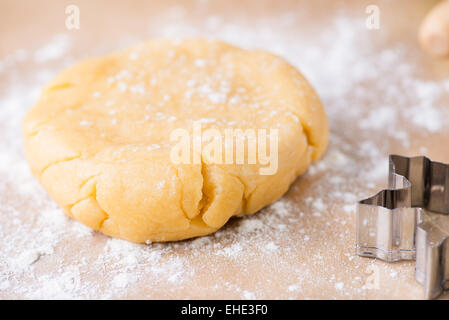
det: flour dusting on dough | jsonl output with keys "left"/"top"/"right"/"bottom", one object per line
{"left": 0, "top": 4, "right": 448, "bottom": 299}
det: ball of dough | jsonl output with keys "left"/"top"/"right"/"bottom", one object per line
{"left": 23, "top": 39, "right": 328, "bottom": 243}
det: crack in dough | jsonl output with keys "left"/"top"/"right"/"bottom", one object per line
{"left": 40, "top": 155, "right": 82, "bottom": 178}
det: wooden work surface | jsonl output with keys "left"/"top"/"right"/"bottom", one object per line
{"left": 1, "top": 0, "right": 449, "bottom": 299}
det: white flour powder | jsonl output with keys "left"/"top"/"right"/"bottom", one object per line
{"left": 0, "top": 4, "right": 448, "bottom": 299}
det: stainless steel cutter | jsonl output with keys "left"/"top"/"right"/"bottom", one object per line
{"left": 356, "top": 155, "right": 449, "bottom": 299}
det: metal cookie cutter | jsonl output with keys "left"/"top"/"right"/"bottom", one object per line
{"left": 356, "top": 155, "right": 449, "bottom": 299}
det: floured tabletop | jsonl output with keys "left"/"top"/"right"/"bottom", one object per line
{"left": 1, "top": 0, "right": 449, "bottom": 299}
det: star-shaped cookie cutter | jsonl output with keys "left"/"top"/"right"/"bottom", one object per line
{"left": 356, "top": 155, "right": 449, "bottom": 299}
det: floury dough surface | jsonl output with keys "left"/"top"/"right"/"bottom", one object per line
{"left": 23, "top": 39, "right": 329, "bottom": 243}
{"left": 1, "top": 0, "right": 449, "bottom": 299}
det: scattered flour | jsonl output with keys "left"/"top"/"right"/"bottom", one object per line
{"left": 215, "top": 243, "right": 243, "bottom": 258}
{"left": 242, "top": 290, "right": 256, "bottom": 300}
{"left": 0, "top": 3, "right": 447, "bottom": 299}
{"left": 335, "top": 282, "right": 345, "bottom": 291}
{"left": 236, "top": 218, "right": 265, "bottom": 234}
{"left": 33, "top": 34, "right": 71, "bottom": 63}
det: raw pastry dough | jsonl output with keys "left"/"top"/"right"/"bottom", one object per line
{"left": 23, "top": 39, "right": 328, "bottom": 243}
